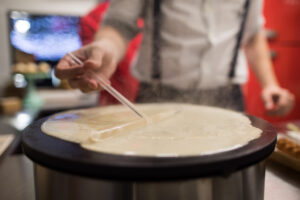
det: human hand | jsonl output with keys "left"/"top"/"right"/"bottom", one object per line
{"left": 261, "top": 85, "right": 295, "bottom": 116}
{"left": 55, "top": 41, "right": 118, "bottom": 93}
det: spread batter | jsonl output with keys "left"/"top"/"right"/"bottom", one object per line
{"left": 42, "top": 103, "right": 262, "bottom": 157}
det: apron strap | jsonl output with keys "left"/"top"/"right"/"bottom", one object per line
{"left": 228, "top": 0, "right": 251, "bottom": 79}
{"left": 152, "top": 0, "right": 251, "bottom": 83}
{"left": 151, "top": 0, "right": 162, "bottom": 81}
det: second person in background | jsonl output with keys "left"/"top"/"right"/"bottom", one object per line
{"left": 55, "top": 0, "right": 294, "bottom": 115}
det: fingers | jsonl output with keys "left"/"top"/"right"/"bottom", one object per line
{"left": 55, "top": 42, "right": 118, "bottom": 93}
{"left": 55, "top": 66, "right": 84, "bottom": 80}
{"left": 275, "top": 91, "right": 294, "bottom": 116}
{"left": 55, "top": 45, "right": 99, "bottom": 80}
{"left": 55, "top": 53, "right": 84, "bottom": 79}
{"left": 83, "top": 59, "right": 102, "bottom": 71}
{"left": 263, "top": 87, "right": 295, "bottom": 116}
{"left": 262, "top": 91, "right": 274, "bottom": 110}
{"left": 68, "top": 78, "right": 99, "bottom": 93}
{"left": 82, "top": 53, "right": 117, "bottom": 90}
{"left": 83, "top": 50, "right": 117, "bottom": 79}
{"left": 99, "top": 57, "right": 118, "bottom": 79}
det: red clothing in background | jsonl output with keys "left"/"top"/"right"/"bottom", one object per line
{"left": 79, "top": 2, "right": 142, "bottom": 105}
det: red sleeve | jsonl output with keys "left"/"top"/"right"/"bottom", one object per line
{"left": 78, "top": 2, "right": 143, "bottom": 105}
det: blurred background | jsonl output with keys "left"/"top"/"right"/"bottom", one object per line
{"left": 245, "top": 0, "right": 300, "bottom": 124}
{"left": 0, "top": 0, "right": 100, "bottom": 117}
{"left": 0, "top": 0, "right": 299, "bottom": 124}
{"left": 0, "top": 0, "right": 299, "bottom": 200}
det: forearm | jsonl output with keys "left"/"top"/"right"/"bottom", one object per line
{"left": 94, "top": 26, "right": 128, "bottom": 62}
{"left": 245, "top": 30, "right": 279, "bottom": 88}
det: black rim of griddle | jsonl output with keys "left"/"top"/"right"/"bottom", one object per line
{"left": 22, "top": 115, "right": 277, "bottom": 181}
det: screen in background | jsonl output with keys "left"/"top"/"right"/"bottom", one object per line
{"left": 8, "top": 11, "right": 82, "bottom": 88}
{"left": 9, "top": 11, "right": 82, "bottom": 62}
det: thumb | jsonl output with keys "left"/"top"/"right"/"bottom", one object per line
{"left": 262, "top": 92, "right": 274, "bottom": 110}
{"left": 83, "top": 59, "right": 102, "bottom": 71}
{"left": 83, "top": 44, "right": 105, "bottom": 71}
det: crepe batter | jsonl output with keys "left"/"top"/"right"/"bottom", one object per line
{"left": 42, "top": 103, "right": 262, "bottom": 157}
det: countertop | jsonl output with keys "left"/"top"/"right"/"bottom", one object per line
{"left": 265, "top": 160, "right": 300, "bottom": 200}
{"left": 0, "top": 155, "right": 299, "bottom": 200}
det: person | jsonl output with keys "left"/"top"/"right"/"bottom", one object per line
{"left": 78, "top": 1, "right": 143, "bottom": 105}
{"left": 55, "top": 0, "right": 294, "bottom": 115}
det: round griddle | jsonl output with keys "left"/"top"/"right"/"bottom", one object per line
{"left": 22, "top": 115, "right": 276, "bottom": 181}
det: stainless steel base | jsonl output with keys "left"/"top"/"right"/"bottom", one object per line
{"left": 34, "top": 162, "right": 265, "bottom": 200}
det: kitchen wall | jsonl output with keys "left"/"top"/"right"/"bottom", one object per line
{"left": 0, "top": 0, "right": 99, "bottom": 95}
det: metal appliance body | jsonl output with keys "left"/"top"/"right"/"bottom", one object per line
{"left": 22, "top": 116, "right": 277, "bottom": 200}
{"left": 34, "top": 161, "right": 265, "bottom": 200}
